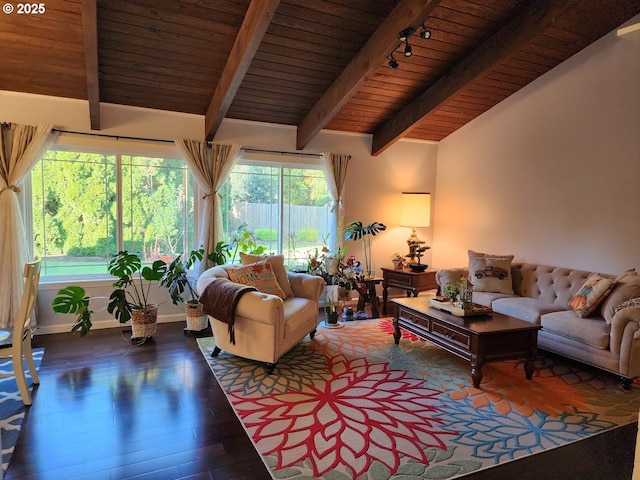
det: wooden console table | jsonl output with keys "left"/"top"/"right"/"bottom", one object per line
{"left": 381, "top": 267, "right": 438, "bottom": 315}
{"left": 392, "top": 296, "right": 540, "bottom": 388}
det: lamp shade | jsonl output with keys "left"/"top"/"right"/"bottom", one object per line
{"left": 400, "top": 192, "right": 431, "bottom": 228}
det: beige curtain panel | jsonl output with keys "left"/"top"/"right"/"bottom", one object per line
{"left": 323, "top": 152, "right": 351, "bottom": 253}
{"left": 0, "top": 122, "right": 56, "bottom": 328}
{"left": 175, "top": 139, "right": 240, "bottom": 276}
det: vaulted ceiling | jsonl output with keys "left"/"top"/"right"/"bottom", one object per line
{"left": 2, "top": 0, "right": 639, "bottom": 155}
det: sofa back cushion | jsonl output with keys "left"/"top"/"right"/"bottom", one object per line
{"left": 511, "top": 263, "right": 613, "bottom": 309}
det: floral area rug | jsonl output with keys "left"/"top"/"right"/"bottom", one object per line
{"left": 0, "top": 348, "right": 44, "bottom": 473}
{"left": 197, "top": 319, "right": 639, "bottom": 479}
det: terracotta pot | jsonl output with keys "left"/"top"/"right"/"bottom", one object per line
{"left": 131, "top": 304, "right": 158, "bottom": 339}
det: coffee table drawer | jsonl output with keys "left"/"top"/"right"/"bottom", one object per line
{"left": 431, "top": 321, "right": 471, "bottom": 349}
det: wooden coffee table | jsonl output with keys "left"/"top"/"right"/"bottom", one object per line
{"left": 392, "top": 296, "right": 540, "bottom": 388}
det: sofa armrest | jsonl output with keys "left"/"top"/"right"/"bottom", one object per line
{"left": 436, "top": 268, "right": 469, "bottom": 290}
{"left": 610, "top": 306, "right": 640, "bottom": 358}
{"left": 287, "top": 272, "right": 325, "bottom": 302}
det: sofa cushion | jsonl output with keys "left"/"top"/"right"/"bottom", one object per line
{"left": 468, "top": 252, "right": 514, "bottom": 294}
{"left": 473, "top": 291, "right": 515, "bottom": 308}
{"left": 492, "top": 297, "right": 561, "bottom": 324}
{"left": 225, "top": 260, "right": 287, "bottom": 299}
{"left": 568, "top": 273, "right": 615, "bottom": 318}
{"left": 541, "top": 311, "right": 610, "bottom": 350}
{"left": 601, "top": 277, "right": 640, "bottom": 324}
{"left": 240, "top": 253, "right": 294, "bottom": 298}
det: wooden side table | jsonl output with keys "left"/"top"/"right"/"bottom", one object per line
{"left": 355, "top": 277, "right": 383, "bottom": 318}
{"left": 382, "top": 267, "right": 438, "bottom": 316}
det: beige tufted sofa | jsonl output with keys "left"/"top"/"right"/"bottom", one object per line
{"left": 437, "top": 263, "right": 640, "bottom": 388}
{"left": 196, "top": 265, "right": 324, "bottom": 374}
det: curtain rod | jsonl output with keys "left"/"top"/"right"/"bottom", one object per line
{"left": 241, "top": 147, "right": 322, "bottom": 158}
{"left": 52, "top": 129, "right": 175, "bottom": 144}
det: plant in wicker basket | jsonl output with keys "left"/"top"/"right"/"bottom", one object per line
{"left": 160, "top": 242, "right": 230, "bottom": 332}
{"left": 52, "top": 251, "right": 167, "bottom": 339}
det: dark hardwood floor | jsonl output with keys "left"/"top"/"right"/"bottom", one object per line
{"left": 6, "top": 321, "right": 637, "bottom": 480}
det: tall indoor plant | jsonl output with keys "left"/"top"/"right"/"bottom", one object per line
{"left": 344, "top": 221, "right": 387, "bottom": 277}
{"left": 52, "top": 251, "right": 167, "bottom": 339}
{"left": 160, "top": 242, "right": 230, "bottom": 331}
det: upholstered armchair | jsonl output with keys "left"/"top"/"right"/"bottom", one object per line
{"left": 196, "top": 264, "right": 324, "bottom": 373}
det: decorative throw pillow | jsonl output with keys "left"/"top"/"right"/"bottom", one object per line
{"left": 225, "top": 260, "right": 287, "bottom": 299}
{"left": 468, "top": 253, "right": 514, "bottom": 294}
{"left": 601, "top": 276, "right": 640, "bottom": 324}
{"left": 239, "top": 253, "right": 294, "bottom": 298}
{"left": 614, "top": 297, "right": 640, "bottom": 314}
{"left": 568, "top": 274, "right": 615, "bottom": 318}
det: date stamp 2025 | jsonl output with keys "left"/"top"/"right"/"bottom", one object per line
{"left": 3, "top": 3, "right": 46, "bottom": 15}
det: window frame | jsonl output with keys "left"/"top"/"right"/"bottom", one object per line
{"left": 24, "top": 139, "right": 202, "bottom": 282}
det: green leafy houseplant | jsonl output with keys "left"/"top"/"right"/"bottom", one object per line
{"left": 344, "top": 221, "right": 387, "bottom": 277}
{"left": 52, "top": 251, "right": 167, "bottom": 337}
{"left": 229, "top": 223, "right": 266, "bottom": 263}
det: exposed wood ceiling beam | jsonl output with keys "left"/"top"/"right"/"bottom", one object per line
{"left": 371, "top": 0, "right": 574, "bottom": 156}
{"left": 295, "top": 0, "right": 443, "bottom": 151}
{"left": 205, "top": 0, "right": 280, "bottom": 141}
{"left": 81, "top": 0, "right": 100, "bottom": 130}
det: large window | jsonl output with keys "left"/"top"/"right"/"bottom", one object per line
{"left": 31, "top": 148, "right": 195, "bottom": 278}
{"left": 222, "top": 154, "right": 331, "bottom": 269}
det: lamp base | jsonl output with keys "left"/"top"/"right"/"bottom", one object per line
{"left": 408, "top": 263, "right": 428, "bottom": 272}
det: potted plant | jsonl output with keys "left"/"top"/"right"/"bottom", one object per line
{"left": 344, "top": 220, "right": 387, "bottom": 277}
{"left": 52, "top": 251, "right": 167, "bottom": 340}
{"left": 160, "top": 242, "right": 230, "bottom": 331}
{"left": 442, "top": 278, "right": 462, "bottom": 303}
{"left": 228, "top": 223, "right": 266, "bottom": 263}
{"left": 390, "top": 252, "right": 405, "bottom": 269}
{"left": 325, "top": 285, "right": 340, "bottom": 325}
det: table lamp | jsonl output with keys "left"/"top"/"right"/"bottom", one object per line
{"left": 400, "top": 192, "right": 431, "bottom": 270}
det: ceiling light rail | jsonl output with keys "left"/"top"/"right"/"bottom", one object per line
{"left": 388, "top": 22, "right": 431, "bottom": 69}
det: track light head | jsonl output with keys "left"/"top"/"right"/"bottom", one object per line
{"left": 388, "top": 54, "right": 399, "bottom": 69}
{"left": 397, "top": 27, "right": 415, "bottom": 42}
{"left": 420, "top": 23, "right": 432, "bottom": 39}
{"left": 404, "top": 42, "right": 412, "bottom": 57}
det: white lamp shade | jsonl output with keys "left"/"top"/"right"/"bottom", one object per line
{"left": 400, "top": 192, "right": 431, "bottom": 228}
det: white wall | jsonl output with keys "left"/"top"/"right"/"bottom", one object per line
{"left": 433, "top": 15, "right": 640, "bottom": 275}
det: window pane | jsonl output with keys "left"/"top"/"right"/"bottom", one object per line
{"left": 282, "top": 167, "right": 331, "bottom": 269}
{"left": 121, "top": 156, "right": 194, "bottom": 263}
{"left": 222, "top": 161, "right": 331, "bottom": 269}
{"left": 32, "top": 151, "right": 116, "bottom": 276}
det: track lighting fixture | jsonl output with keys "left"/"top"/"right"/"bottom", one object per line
{"left": 388, "top": 23, "right": 431, "bottom": 69}
{"left": 404, "top": 42, "right": 412, "bottom": 57}
{"left": 388, "top": 53, "right": 399, "bottom": 69}
{"left": 419, "top": 23, "right": 432, "bottom": 39}
{"left": 397, "top": 27, "right": 415, "bottom": 42}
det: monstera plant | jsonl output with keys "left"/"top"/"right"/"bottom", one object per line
{"left": 344, "top": 221, "right": 387, "bottom": 278}
{"left": 52, "top": 251, "right": 167, "bottom": 339}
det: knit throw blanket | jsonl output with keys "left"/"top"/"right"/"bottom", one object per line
{"left": 199, "top": 278, "right": 257, "bottom": 344}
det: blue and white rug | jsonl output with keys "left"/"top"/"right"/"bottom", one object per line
{"left": 0, "top": 348, "right": 44, "bottom": 473}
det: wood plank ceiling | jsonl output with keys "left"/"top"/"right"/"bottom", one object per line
{"left": 1, "top": 0, "right": 638, "bottom": 155}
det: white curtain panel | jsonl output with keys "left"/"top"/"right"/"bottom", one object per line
{"left": 0, "top": 123, "right": 56, "bottom": 328}
{"left": 175, "top": 139, "right": 240, "bottom": 276}
{"left": 323, "top": 153, "right": 351, "bottom": 253}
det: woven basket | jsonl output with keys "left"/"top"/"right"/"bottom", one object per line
{"left": 131, "top": 305, "right": 158, "bottom": 339}
{"left": 186, "top": 302, "right": 209, "bottom": 331}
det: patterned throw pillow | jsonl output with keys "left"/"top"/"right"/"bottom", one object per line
{"left": 239, "top": 252, "right": 294, "bottom": 298}
{"left": 614, "top": 297, "right": 640, "bottom": 314}
{"left": 568, "top": 274, "right": 615, "bottom": 318}
{"left": 468, "top": 251, "right": 514, "bottom": 294}
{"left": 225, "top": 260, "right": 287, "bottom": 300}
